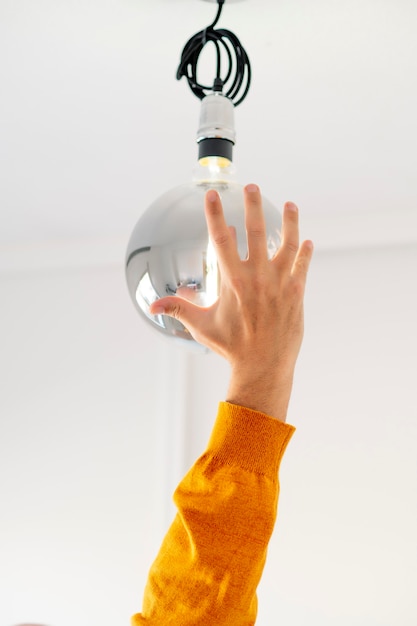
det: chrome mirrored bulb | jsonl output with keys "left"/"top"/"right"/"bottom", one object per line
{"left": 125, "top": 158, "right": 281, "bottom": 349}
{"left": 126, "top": 94, "right": 281, "bottom": 349}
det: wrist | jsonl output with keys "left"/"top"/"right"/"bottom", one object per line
{"left": 227, "top": 366, "right": 295, "bottom": 422}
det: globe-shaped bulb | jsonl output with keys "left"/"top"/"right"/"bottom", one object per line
{"left": 125, "top": 158, "right": 281, "bottom": 349}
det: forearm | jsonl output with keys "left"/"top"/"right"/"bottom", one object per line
{"left": 132, "top": 402, "right": 295, "bottom": 626}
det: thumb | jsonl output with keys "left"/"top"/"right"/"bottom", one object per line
{"left": 149, "top": 296, "right": 203, "bottom": 329}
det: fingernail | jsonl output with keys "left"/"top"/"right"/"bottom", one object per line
{"left": 207, "top": 190, "right": 218, "bottom": 203}
{"left": 246, "top": 184, "right": 259, "bottom": 194}
{"left": 285, "top": 202, "right": 298, "bottom": 212}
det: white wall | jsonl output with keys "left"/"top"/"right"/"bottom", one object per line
{"left": 0, "top": 262, "right": 185, "bottom": 626}
{"left": 1, "top": 239, "right": 416, "bottom": 626}
{"left": 257, "top": 243, "right": 417, "bottom": 626}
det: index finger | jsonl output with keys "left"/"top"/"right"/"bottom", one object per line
{"left": 205, "top": 189, "right": 240, "bottom": 273}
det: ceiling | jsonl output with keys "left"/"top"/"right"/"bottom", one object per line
{"left": 1, "top": 0, "right": 416, "bottom": 269}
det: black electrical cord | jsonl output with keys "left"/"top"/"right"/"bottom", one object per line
{"left": 176, "top": 0, "right": 251, "bottom": 106}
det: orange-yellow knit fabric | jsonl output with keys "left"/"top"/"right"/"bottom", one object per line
{"left": 131, "top": 401, "right": 295, "bottom": 626}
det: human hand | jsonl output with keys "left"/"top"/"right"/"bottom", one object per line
{"left": 150, "top": 184, "right": 313, "bottom": 420}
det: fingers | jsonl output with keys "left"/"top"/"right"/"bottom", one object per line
{"left": 272, "top": 201, "right": 313, "bottom": 284}
{"left": 243, "top": 184, "right": 268, "bottom": 263}
{"left": 274, "top": 201, "right": 300, "bottom": 270}
{"left": 292, "top": 239, "right": 314, "bottom": 281}
{"left": 204, "top": 189, "right": 312, "bottom": 284}
{"left": 204, "top": 190, "right": 240, "bottom": 273}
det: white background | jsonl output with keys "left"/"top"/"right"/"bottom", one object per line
{"left": 1, "top": 1, "right": 416, "bottom": 625}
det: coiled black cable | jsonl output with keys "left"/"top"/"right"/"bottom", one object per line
{"left": 176, "top": 0, "right": 251, "bottom": 106}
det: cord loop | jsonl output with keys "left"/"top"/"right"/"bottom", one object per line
{"left": 176, "top": 0, "right": 251, "bottom": 106}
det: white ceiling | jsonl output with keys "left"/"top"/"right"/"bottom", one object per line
{"left": 1, "top": 0, "right": 416, "bottom": 266}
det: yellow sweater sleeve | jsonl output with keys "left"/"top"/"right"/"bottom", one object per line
{"left": 131, "top": 401, "right": 295, "bottom": 626}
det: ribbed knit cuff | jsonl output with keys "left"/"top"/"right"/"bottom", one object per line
{"left": 206, "top": 402, "right": 296, "bottom": 480}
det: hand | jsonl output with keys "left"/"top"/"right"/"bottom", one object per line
{"left": 150, "top": 184, "right": 313, "bottom": 421}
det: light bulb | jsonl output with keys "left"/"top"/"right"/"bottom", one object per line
{"left": 125, "top": 95, "right": 282, "bottom": 350}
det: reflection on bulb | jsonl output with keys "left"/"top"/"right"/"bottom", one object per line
{"left": 136, "top": 272, "right": 165, "bottom": 328}
{"left": 126, "top": 158, "right": 281, "bottom": 350}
